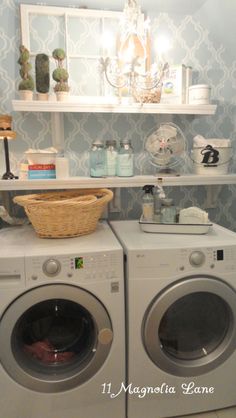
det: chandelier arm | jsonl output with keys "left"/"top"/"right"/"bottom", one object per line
{"left": 104, "top": 70, "right": 128, "bottom": 89}
{"left": 134, "top": 62, "right": 168, "bottom": 91}
{"left": 100, "top": 57, "right": 128, "bottom": 89}
{"left": 136, "top": 78, "right": 163, "bottom": 91}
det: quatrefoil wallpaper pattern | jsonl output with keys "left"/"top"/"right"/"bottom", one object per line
{"left": 0, "top": 1, "right": 236, "bottom": 229}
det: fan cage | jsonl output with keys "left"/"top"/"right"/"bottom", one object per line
{"left": 145, "top": 122, "right": 187, "bottom": 170}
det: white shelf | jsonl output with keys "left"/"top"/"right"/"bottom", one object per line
{"left": 12, "top": 99, "right": 217, "bottom": 115}
{"left": 1, "top": 174, "right": 236, "bottom": 191}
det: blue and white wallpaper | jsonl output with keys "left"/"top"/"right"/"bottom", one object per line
{"left": 0, "top": 0, "right": 236, "bottom": 229}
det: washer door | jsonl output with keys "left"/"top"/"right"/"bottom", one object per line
{"left": 143, "top": 276, "right": 236, "bottom": 376}
{"left": 0, "top": 284, "right": 113, "bottom": 392}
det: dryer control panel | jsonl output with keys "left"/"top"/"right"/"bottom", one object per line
{"left": 129, "top": 245, "right": 236, "bottom": 278}
{"left": 183, "top": 245, "right": 236, "bottom": 273}
{"left": 25, "top": 251, "right": 123, "bottom": 284}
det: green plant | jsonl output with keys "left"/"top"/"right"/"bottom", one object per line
{"left": 52, "top": 48, "right": 69, "bottom": 93}
{"left": 18, "top": 45, "right": 34, "bottom": 91}
{"left": 35, "top": 53, "right": 50, "bottom": 94}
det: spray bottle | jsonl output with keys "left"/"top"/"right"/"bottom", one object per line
{"left": 142, "top": 185, "right": 154, "bottom": 221}
{"left": 154, "top": 184, "right": 166, "bottom": 222}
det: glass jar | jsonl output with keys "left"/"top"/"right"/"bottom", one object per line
{"left": 160, "top": 198, "right": 176, "bottom": 223}
{"left": 154, "top": 187, "right": 162, "bottom": 222}
{"left": 105, "top": 139, "right": 118, "bottom": 176}
{"left": 89, "top": 140, "right": 106, "bottom": 177}
{"left": 117, "top": 139, "right": 134, "bottom": 177}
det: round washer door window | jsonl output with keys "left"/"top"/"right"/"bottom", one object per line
{"left": 0, "top": 284, "right": 113, "bottom": 393}
{"left": 143, "top": 276, "right": 236, "bottom": 377}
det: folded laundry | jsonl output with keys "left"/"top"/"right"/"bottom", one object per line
{"left": 24, "top": 339, "right": 75, "bottom": 363}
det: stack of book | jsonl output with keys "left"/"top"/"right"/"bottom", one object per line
{"left": 28, "top": 164, "right": 56, "bottom": 179}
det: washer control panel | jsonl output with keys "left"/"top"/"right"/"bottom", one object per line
{"left": 25, "top": 251, "right": 122, "bottom": 283}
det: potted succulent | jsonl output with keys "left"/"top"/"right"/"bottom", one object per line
{"left": 17, "top": 45, "right": 34, "bottom": 100}
{"left": 52, "top": 48, "right": 70, "bottom": 101}
{"left": 35, "top": 53, "right": 50, "bottom": 100}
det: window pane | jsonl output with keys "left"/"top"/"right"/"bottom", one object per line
{"left": 29, "top": 14, "right": 65, "bottom": 54}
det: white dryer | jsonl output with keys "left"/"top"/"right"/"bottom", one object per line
{"left": 0, "top": 222, "right": 125, "bottom": 418}
{"left": 110, "top": 220, "right": 236, "bottom": 418}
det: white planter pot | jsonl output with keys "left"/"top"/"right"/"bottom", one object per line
{"left": 37, "top": 92, "right": 49, "bottom": 101}
{"left": 18, "top": 90, "right": 33, "bottom": 100}
{"left": 56, "top": 91, "right": 69, "bottom": 101}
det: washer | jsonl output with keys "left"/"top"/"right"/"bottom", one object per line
{"left": 0, "top": 222, "right": 125, "bottom": 418}
{"left": 110, "top": 220, "right": 236, "bottom": 418}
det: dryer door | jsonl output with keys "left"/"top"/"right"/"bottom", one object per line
{"left": 0, "top": 284, "right": 113, "bottom": 392}
{"left": 143, "top": 276, "right": 236, "bottom": 377}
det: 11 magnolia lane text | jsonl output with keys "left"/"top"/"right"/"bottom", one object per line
{"left": 101, "top": 382, "right": 215, "bottom": 398}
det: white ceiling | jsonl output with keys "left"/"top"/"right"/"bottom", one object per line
{"left": 17, "top": 0, "right": 208, "bottom": 14}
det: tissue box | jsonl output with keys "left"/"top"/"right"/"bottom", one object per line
{"left": 25, "top": 147, "right": 57, "bottom": 165}
{"left": 161, "top": 64, "right": 186, "bottom": 104}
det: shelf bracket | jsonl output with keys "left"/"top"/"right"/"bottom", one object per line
{"left": 109, "top": 188, "right": 121, "bottom": 212}
{"left": 51, "top": 113, "right": 65, "bottom": 152}
{"left": 204, "top": 185, "right": 222, "bottom": 209}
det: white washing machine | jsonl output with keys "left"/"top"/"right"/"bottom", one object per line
{"left": 110, "top": 220, "right": 236, "bottom": 418}
{"left": 0, "top": 222, "right": 125, "bottom": 418}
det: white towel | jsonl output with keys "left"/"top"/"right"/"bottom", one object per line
{"left": 179, "top": 207, "right": 209, "bottom": 224}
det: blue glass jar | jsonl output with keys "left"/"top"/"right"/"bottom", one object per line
{"left": 89, "top": 140, "right": 106, "bottom": 177}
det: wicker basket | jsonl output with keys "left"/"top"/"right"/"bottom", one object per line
{"left": 13, "top": 188, "right": 113, "bottom": 238}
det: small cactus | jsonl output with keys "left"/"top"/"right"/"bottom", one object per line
{"left": 35, "top": 53, "right": 50, "bottom": 94}
{"left": 18, "top": 45, "right": 34, "bottom": 91}
{"left": 52, "top": 48, "right": 69, "bottom": 93}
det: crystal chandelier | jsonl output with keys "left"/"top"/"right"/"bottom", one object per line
{"left": 100, "top": 0, "right": 168, "bottom": 103}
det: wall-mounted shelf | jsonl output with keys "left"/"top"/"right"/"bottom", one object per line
{"left": 1, "top": 174, "right": 236, "bottom": 191}
{"left": 12, "top": 99, "right": 217, "bottom": 115}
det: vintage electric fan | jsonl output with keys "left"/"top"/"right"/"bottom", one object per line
{"left": 145, "top": 122, "right": 187, "bottom": 174}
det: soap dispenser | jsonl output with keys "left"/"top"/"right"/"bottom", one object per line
{"left": 142, "top": 185, "right": 154, "bottom": 221}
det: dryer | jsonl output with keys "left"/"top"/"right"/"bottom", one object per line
{"left": 0, "top": 222, "right": 125, "bottom": 418}
{"left": 110, "top": 220, "right": 236, "bottom": 418}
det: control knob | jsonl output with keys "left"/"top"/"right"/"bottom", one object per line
{"left": 189, "top": 251, "right": 205, "bottom": 267}
{"left": 43, "top": 259, "right": 61, "bottom": 276}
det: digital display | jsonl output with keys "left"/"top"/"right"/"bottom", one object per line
{"left": 217, "top": 250, "right": 224, "bottom": 261}
{"left": 74, "top": 257, "right": 84, "bottom": 269}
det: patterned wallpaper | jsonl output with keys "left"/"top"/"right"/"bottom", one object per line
{"left": 0, "top": 1, "right": 236, "bottom": 229}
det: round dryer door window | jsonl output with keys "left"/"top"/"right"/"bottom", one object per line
{"left": 143, "top": 276, "right": 236, "bottom": 377}
{"left": 0, "top": 284, "right": 113, "bottom": 392}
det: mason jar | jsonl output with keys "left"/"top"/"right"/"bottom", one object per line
{"left": 117, "top": 139, "right": 134, "bottom": 177}
{"left": 89, "top": 140, "right": 106, "bottom": 177}
{"left": 105, "top": 139, "right": 118, "bottom": 176}
{"left": 160, "top": 198, "right": 177, "bottom": 223}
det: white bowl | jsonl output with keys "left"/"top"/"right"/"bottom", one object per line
{"left": 188, "top": 84, "right": 211, "bottom": 105}
{"left": 25, "top": 152, "right": 57, "bottom": 165}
